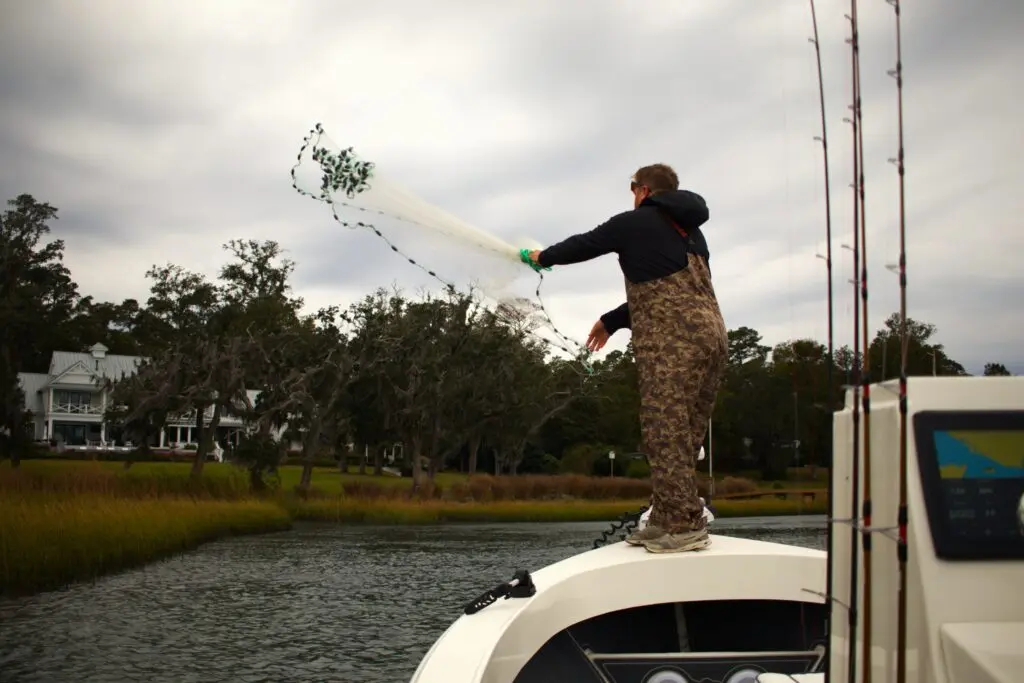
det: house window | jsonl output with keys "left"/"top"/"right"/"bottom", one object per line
{"left": 52, "top": 422, "right": 89, "bottom": 446}
{"left": 54, "top": 391, "right": 92, "bottom": 406}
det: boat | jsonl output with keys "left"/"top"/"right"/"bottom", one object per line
{"left": 410, "top": 0, "right": 1024, "bottom": 676}
{"left": 410, "top": 376, "right": 1024, "bottom": 683}
{"left": 410, "top": 532, "right": 826, "bottom": 683}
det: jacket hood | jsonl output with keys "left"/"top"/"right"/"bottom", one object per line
{"left": 643, "top": 190, "right": 709, "bottom": 231}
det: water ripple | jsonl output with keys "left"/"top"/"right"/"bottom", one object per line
{"left": 0, "top": 517, "right": 825, "bottom": 682}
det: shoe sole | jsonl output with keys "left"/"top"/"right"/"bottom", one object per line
{"left": 625, "top": 531, "right": 666, "bottom": 546}
{"left": 643, "top": 537, "right": 712, "bottom": 554}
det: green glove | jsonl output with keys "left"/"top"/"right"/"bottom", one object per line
{"left": 520, "top": 248, "right": 551, "bottom": 273}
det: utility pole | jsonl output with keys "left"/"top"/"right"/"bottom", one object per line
{"left": 708, "top": 418, "right": 714, "bottom": 498}
{"left": 793, "top": 391, "right": 801, "bottom": 467}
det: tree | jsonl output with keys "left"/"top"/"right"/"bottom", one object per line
{"left": 983, "top": 362, "right": 1011, "bottom": 377}
{"left": 728, "top": 326, "right": 771, "bottom": 366}
{"left": 366, "top": 289, "right": 481, "bottom": 488}
{"left": 0, "top": 194, "right": 79, "bottom": 465}
{"left": 868, "top": 312, "right": 967, "bottom": 379}
{"left": 103, "top": 357, "right": 180, "bottom": 454}
{"left": 7, "top": 194, "right": 987, "bottom": 486}
{"left": 109, "top": 240, "right": 302, "bottom": 480}
{"left": 64, "top": 297, "right": 148, "bottom": 356}
{"left": 251, "top": 306, "right": 356, "bottom": 494}
{"left": 770, "top": 339, "right": 833, "bottom": 469}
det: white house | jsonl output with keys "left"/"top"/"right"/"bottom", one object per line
{"left": 18, "top": 342, "right": 267, "bottom": 450}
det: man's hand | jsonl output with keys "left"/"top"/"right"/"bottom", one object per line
{"left": 586, "top": 319, "right": 610, "bottom": 352}
{"left": 519, "top": 248, "right": 550, "bottom": 273}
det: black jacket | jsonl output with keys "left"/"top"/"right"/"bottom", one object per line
{"left": 536, "top": 190, "right": 712, "bottom": 334}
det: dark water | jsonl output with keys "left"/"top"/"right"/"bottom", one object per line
{"left": 0, "top": 516, "right": 825, "bottom": 683}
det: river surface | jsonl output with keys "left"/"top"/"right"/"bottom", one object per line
{"left": 0, "top": 516, "right": 825, "bottom": 683}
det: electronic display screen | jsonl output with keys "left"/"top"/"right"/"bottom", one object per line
{"left": 914, "top": 411, "right": 1024, "bottom": 560}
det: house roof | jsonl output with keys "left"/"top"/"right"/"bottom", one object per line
{"left": 49, "top": 351, "right": 148, "bottom": 383}
{"left": 17, "top": 372, "right": 50, "bottom": 396}
{"left": 25, "top": 349, "right": 264, "bottom": 405}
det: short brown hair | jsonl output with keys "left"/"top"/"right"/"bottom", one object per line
{"left": 632, "top": 164, "right": 679, "bottom": 194}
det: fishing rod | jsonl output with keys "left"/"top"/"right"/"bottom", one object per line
{"left": 843, "top": 3, "right": 865, "bottom": 681}
{"left": 886, "top": 1, "right": 910, "bottom": 681}
{"left": 807, "top": 2, "right": 835, "bottom": 678}
{"left": 851, "top": 0, "right": 876, "bottom": 677}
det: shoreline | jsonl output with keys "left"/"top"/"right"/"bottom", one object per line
{"left": 0, "top": 495, "right": 292, "bottom": 598}
{"left": 285, "top": 496, "right": 828, "bottom": 524}
{"left": 1, "top": 461, "right": 828, "bottom": 597}
{"left": 1, "top": 494, "right": 825, "bottom": 597}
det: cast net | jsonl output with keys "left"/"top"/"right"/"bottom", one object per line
{"left": 289, "top": 123, "right": 590, "bottom": 367}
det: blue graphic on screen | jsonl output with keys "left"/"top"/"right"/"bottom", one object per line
{"left": 934, "top": 430, "right": 1024, "bottom": 480}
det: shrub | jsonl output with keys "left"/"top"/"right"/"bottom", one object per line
{"left": 537, "top": 454, "right": 560, "bottom": 474}
{"left": 558, "top": 443, "right": 602, "bottom": 475}
{"left": 715, "top": 476, "right": 759, "bottom": 495}
{"left": 625, "top": 459, "right": 650, "bottom": 479}
{"left": 438, "top": 474, "right": 651, "bottom": 502}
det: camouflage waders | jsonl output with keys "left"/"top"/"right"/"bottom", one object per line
{"left": 626, "top": 252, "right": 728, "bottom": 536}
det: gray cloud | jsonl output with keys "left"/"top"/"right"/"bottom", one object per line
{"left": 1, "top": 0, "right": 1021, "bottom": 376}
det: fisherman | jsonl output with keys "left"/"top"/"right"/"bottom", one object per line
{"left": 526, "top": 164, "right": 728, "bottom": 553}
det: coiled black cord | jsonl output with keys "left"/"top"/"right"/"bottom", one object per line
{"left": 591, "top": 503, "right": 650, "bottom": 549}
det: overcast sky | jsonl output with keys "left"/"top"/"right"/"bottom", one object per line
{"left": 2, "top": 0, "right": 1021, "bottom": 373}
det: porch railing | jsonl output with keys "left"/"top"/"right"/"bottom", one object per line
{"left": 50, "top": 402, "right": 104, "bottom": 415}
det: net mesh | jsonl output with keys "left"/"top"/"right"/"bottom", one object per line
{"left": 289, "top": 123, "right": 592, "bottom": 371}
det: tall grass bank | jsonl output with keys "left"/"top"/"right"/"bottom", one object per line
{"left": 0, "top": 494, "right": 291, "bottom": 596}
{"left": 287, "top": 496, "right": 827, "bottom": 524}
{"left": 0, "top": 460, "right": 826, "bottom": 596}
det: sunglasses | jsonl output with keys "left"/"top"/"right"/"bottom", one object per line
{"left": 630, "top": 181, "right": 647, "bottom": 193}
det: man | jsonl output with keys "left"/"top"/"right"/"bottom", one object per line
{"left": 527, "top": 163, "right": 728, "bottom": 553}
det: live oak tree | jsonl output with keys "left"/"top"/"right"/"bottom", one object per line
{"left": 107, "top": 240, "right": 302, "bottom": 480}
{"left": 0, "top": 195, "right": 79, "bottom": 466}
{"left": 5, "top": 193, "right": 1000, "bottom": 482}
{"left": 251, "top": 306, "right": 358, "bottom": 494}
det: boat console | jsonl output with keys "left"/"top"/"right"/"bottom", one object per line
{"left": 912, "top": 408, "right": 1024, "bottom": 561}
{"left": 829, "top": 377, "right": 1024, "bottom": 683}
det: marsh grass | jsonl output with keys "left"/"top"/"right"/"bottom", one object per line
{"left": 285, "top": 495, "right": 827, "bottom": 524}
{"left": 3, "top": 461, "right": 657, "bottom": 501}
{"left": 1, "top": 460, "right": 251, "bottom": 499}
{"left": 0, "top": 460, "right": 825, "bottom": 596}
{"left": 6, "top": 459, "right": 820, "bottom": 502}
{"left": 0, "top": 494, "right": 291, "bottom": 596}
{"left": 285, "top": 498, "right": 650, "bottom": 524}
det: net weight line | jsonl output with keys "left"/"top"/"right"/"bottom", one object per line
{"left": 289, "top": 123, "right": 596, "bottom": 376}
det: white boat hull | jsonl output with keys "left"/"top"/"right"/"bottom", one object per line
{"left": 411, "top": 535, "right": 827, "bottom": 683}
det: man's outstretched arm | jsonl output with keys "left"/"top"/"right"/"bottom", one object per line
{"left": 600, "top": 302, "right": 630, "bottom": 334}
{"left": 535, "top": 212, "right": 631, "bottom": 267}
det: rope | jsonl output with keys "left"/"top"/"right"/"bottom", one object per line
{"left": 591, "top": 503, "right": 650, "bottom": 549}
